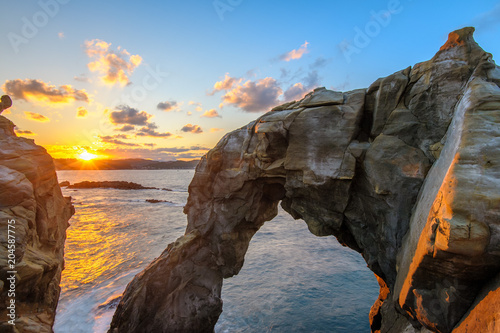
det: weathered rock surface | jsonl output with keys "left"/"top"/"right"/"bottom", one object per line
{"left": 0, "top": 113, "right": 74, "bottom": 332}
{"left": 109, "top": 27, "right": 499, "bottom": 333}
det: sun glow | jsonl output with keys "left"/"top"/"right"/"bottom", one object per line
{"left": 78, "top": 150, "right": 98, "bottom": 161}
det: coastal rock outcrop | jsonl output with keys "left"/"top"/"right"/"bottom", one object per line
{"left": 0, "top": 109, "right": 74, "bottom": 332}
{"left": 109, "top": 27, "right": 499, "bottom": 333}
{"left": 66, "top": 181, "right": 171, "bottom": 191}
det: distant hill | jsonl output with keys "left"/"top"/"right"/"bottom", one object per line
{"left": 54, "top": 158, "right": 199, "bottom": 170}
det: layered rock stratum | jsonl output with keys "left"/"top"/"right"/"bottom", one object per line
{"left": 110, "top": 27, "right": 499, "bottom": 333}
{"left": 0, "top": 109, "right": 74, "bottom": 332}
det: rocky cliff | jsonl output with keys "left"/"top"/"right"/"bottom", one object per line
{"left": 0, "top": 107, "right": 74, "bottom": 332}
{"left": 109, "top": 27, "right": 500, "bottom": 333}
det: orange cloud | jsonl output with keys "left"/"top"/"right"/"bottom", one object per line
{"left": 210, "top": 128, "right": 224, "bottom": 132}
{"left": 280, "top": 41, "right": 309, "bottom": 61}
{"left": 115, "top": 125, "right": 135, "bottom": 132}
{"left": 3, "top": 79, "right": 90, "bottom": 104}
{"left": 15, "top": 128, "right": 36, "bottom": 136}
{"left": 181, "top": 124, "right": 203, "bottom": 134}
{"left": 43, "top": 145, "right": 104, "bottom": 159}
{"left": 157, "top": 100, "right": 178, "bottom": 112}
{"left": 209, "top": 73, "right": 242, "bottom": 95}
{"left": 99, "top": 135, "right": 140, "bottom": 146}
{"left": 77, "top": 106, "right": 88, "bottom": 118}
{"left": 201, "top": 109, "right": 221, "bottom": 118}
{"left": 221, "top": 77, "right": 282, "bottom": 112}
{"left": 136, "top": 123, "right": 173, "bottom": 138}
{"left": 25, "top": 111, "right": 49, "bottom": 122}
{"left": 84, "top": 39, "right": 142, "bottom": 86}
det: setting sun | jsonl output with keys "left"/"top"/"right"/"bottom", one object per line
{"left": 78, "top": 150, "right": 98, "bottom": 161}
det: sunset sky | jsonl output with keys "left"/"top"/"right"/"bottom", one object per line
{"left": 1, "top": 0, "right": 499, "bottom": 161}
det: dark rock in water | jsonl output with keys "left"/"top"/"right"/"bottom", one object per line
{"left": 109, "top": 27, "right": 500, "bottom": 333}
{"left": 59, "top": 180, "right": 70, "bottom": 187}
{"left": 146, "top": 199, "right": 173, "bottom": 204}
{"left": 68, "top": 181, "right": 156, "bottom": 190}
{"left": 0, "top": 110, "right": 74, "bottom": 330}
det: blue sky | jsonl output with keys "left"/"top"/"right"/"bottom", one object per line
{"left": 1, "top": 0, "right": 499, "bottom": 160}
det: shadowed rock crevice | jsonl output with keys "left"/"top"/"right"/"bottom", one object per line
{"left": 109, "top": 27, "right": 499, "bottom": 333}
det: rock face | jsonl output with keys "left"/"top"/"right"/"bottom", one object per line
{"left": 109, "top": 27, "right": 500, "bottom": 333}
{"left": 0, "top": 113, "right": 74, "bottom": 332}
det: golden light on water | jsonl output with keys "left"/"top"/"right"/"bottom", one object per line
{"left": 61, "top": 207, "right": 135, "bottom": 290}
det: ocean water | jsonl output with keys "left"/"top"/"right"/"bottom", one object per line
{"left": 54, "top": 170, "right": 379, "bottom": 333}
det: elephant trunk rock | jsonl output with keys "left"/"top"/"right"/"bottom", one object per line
{"left": 110, "top": 27, "right": 500, "bottom": 333}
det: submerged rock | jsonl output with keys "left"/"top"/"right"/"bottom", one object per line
{"left": 145, "top": 199, "right": 173, "bottom": 204}
{"left": 0, "top": 109, "right": 74, "bottom": 332}
{"left": 109, "top": 27, "right": 500, "bottom": 333}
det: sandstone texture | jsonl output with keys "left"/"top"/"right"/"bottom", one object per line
{"left": 0, "top": 112, "right": 74, "bottom": 332}
{"left": 110, "top": 27, "right": 499, "bottom": 333}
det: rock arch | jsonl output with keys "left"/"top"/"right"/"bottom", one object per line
{"left": 109, "top": 28, "right": 500, "bottom": 333}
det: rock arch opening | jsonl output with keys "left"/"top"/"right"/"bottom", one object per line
{"left": 215, "top": 205, "right": 380, "bottom": 332}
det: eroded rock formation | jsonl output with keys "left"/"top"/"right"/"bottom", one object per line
{"left": 0, "top": 109, "right": 74, "bottom": 332}
{"left": 109, "top": 27, "right": 500, "bottom": 333}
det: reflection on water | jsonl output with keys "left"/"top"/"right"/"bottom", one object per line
{"left": 63, "top": 210, "right": 134, "bottom": 289}
{"left": 54, "top": 170, "right": 378, "bottom": 333}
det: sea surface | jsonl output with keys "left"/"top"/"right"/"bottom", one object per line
{"left": 54, "top": 170, "right": 379, "bottom": 333}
